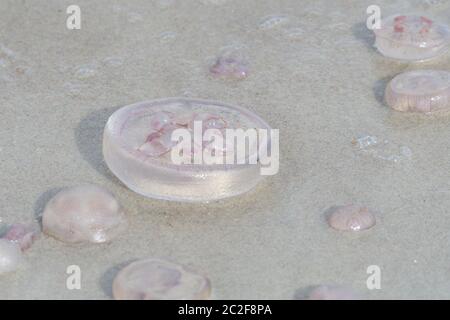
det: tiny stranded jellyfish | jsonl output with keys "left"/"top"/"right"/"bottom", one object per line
{"left": 209, "top": 49, "right": 249, "bottom": 80}
{"left": 3, "top": 223, "right": 40, "bottom": 251}
{"left": 112, "top": 258, "right": 211, "bottom": 300}
{"left": 42, "top": 185, "right": 127, "bottom": 244}
{"left": 307, "top": 285, "right": 359, "bottom": 300}
{"left": 374, "top": 14, "right": 450, "bottom": 61}
{"left": 103, "top": 98, "right": 272, "bottom": 202}
{"left": 327, "top": 204, "right": 376, "bottom": 232}
{"left": 0, "top": 239, "right": 22, "bottom": 274}
{"left": 385, "top": 70, "right": 450, "bottom": 113}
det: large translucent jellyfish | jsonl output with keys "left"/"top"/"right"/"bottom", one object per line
{"left": 374, "top": 15, "right": 450, "bottom": 61}
{"left": 112, "top": 259, "right": 211, "bottom": 300}
{"left": 327, "top": 204, "right": 376, "bottom": 232}
{"left": 42, "top": 185, "right": 127, "bottom": 244}
{"left": 103, "top": 98, "right": 273, "bottom": 202}
{"left": 385, "top": 69, "right": 450, "bottom": 113}
{"left": 0, "top": 239, "right": 23, "bottom": 274}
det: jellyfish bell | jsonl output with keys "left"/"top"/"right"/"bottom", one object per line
{"left": 374, "top": 14, "right": 450, "bottom": 61}
{"left": 42, "top": 185, "right": 127, "bottom": 244}
{"left": 112, "top": 258, "right": 211, "bottom": 300}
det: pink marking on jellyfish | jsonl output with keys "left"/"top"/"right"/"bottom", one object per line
{"left": 189, "top": 113, "right": 228, "bottom": 130}
{"left": 209, "top": 56, "right": 249, "bottom": 80}
{"left": 3, "top": 223, "right": 40, "bottom": 251}
{"left": 173, "top": 111, "right": 199, "bottom": 128}
{"left": 394, "top": 15, "right": 406, "bottom": 33}
{"left": 139, "top": 124, "right": 179, "bottom": 157}
{"left": 149, "top": 111, "right": 175, "bottom": 131}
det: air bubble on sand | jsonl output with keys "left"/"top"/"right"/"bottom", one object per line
{"left": 75, "top": 65, "right": 97, "bottom": 79}
{"left": 103, "top": 56, "right": 124, "bottom": 67}
{"left": 284, "top": 27, "right": 305, "bottom": 40}
{"left": 352, "top": 135, "right": 412, "bottom": 163}
{"left": 259, "top": 15, "right": 290, "bottom": 30}
{"left": 63, "top": 82, "right": 86, "bottom": 96}
{"left": 127, "top": 12, "right": 143, "bottom": 23}
{"left": 159, "top": 31, "right": 177, "bottom": 42}
{"left": 156, "top": 0, "right": 177, "bottom": 8}
{"left": 199, "top": 0, "right": 228, "bottom": 5}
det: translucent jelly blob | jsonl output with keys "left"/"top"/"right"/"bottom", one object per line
{"left": 209, "top": 48, "right": 249, "bottom": 80}
{"left": 0, "top": 239, "right": 22, "bottom": 274}
{"left": 327, "top": 204, "right": 376, "bottom": 231}
{"left": 112, "top": 259, "right": 211, "bottom": 300}
{"left": 374, "top": 14, "right": 450, "bottom": 61}
{"left": 385, "top": 70, "right": 450, "bottom": 113}
{"left": 352, "top": 135, "right": 412, "bottom": 163}
{"left": 2, "top": 223, "right": 40, "bottom": 251}
{"left": 307, "top": 285, "right": 359, "bottom": 300}
{"left": 103, "top": 98, "right": 272, "bottom": 202}
{"left": 42, "top": 185, "right": 127, "bottom": 244}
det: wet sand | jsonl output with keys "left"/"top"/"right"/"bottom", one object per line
{"left": 1, "top": 0, "right": 450, "bottom": 299}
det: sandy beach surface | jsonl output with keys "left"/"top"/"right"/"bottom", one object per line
{"left": 2, "top": 0, "right": 450, "bottom": 299}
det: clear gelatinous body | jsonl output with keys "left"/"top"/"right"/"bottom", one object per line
{"left": 3, "top": 223, "right": 40, "bottom": 251}
{"left": 103, "top": 98, "right": 272, "bottom": 202}
{"left": 209, "top": 47, "right": 249, "bottom": 80}
{"left": 327, "top": 204, "right": 376, "bottom": 231}
{"left": 374, "top": 15, "right": 450, "bottom": 61}
{"left": 307, "top": 285, "right": 359, "bottom": 300}
{"left": 112, "top": 258, "right": 211, "bottom": 300}
{"left": 42, "top": 185, "right": 127, "bottom": 244}
{"left": 0, "top": 239, "right": 22, "bottom": 274}
{"left": 385, "top": 70, "right": 450, "bottom": 113}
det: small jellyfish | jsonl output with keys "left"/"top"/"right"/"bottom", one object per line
{"left": 42, "top": 185, "right": 127, "bottom": 244}
{"left": 2, "top": 223, "right": 40, "bottom": 251}
{"left": 307, "top": 285, "right": 359, "bottom": 300}
{"left": 112, "top": 258, "right": 211, "bottom": 300}
{"left": 0, "top": 239, "right": 22, "bottom": 274}
{"left": 385, "top": 69, "right": 450, "bottom": 113}
{"left": 209, "top": 48, "right": 249, "bottom": 80}
{"left": 374, "top": 14, "right": 450, "bottom": 61}
{"left": 327, "top": 204, "right": 376, "bottom": 232}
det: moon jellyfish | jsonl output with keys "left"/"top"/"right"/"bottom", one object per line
{"left": 385, "top": 69, "right": 450, "bottom": 113}
{"left": 327, "top": 204, "right": 376, "bottom": 231}
{"left": 103, "top": 98, "right": 272, "bottom": 202}
{"left": 209, "top": 47, "right": 249, "bottom": 80}
{"left": 112, "top": 258, "right": 211, "bottom": 300}
{"left": 0, "top": 239, "right": 22, "bottom": 274}
{"left": 374, "top": 14, "right": 450, "bottom": 61}
{"left": 307, "top": 285, "right": 359, "bottom": 300}
{"left": 2, "top": 223, "right": 40, "bottom": 251}
{"left": 42, "top": 185, "right": 127, "bottom": 244}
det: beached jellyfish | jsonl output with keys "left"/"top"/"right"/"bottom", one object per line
{"left": 42, "top": 185, "right": 127, "bottom": 244}
{"left": 209, "top": 47, "right": 249, "bottom": 80}
{"left": 327, "top": 204, "right": 376, "bottom": 232}
{"left": 0, "top": 239, "right": 22, "bottom": 274}
{"left": 307, "top": 285, "right": 359, "bottom": 300}
{"left": 103, "top": 98, "right": 272, "bottom": 202}
{"left": 374, "top": 14, "right": 450, "bottom": 61}
{"left": 385, "top": 69, "right": 450, "bottom": 113}
{"left": 112, "top": 258, "right": 211, "bottom": 300}
{"left": 2, "top": 223, "right": 40, "bottom": 251}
